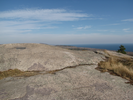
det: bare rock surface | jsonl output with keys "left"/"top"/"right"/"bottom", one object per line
{"left": 0, "top": 43, "right": 104, "bottom": 71}
{"left": 0, "top": 43, "right": 133, "bottom": 100}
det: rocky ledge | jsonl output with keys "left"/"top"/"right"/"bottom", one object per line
{"left": 0, "top": 43, "right": 133, "bottom": 100}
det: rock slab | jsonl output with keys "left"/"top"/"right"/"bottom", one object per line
{"left": 0, "top": 43, "right": 133, "bottom": 100}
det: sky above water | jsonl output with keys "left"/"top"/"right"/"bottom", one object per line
{"left": 0, "top": 0, "right": 133, "bottom": 45}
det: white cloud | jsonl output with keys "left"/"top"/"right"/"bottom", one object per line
{"left": 72, "top": 25, "right": 75, "bottom": 27}
{"left": 101, "top": 23, "right": 120, "bottom": 26}
{"left": 0, "top": 9, "right": 92, "bottom": 34}
{"left": 97, "top": 30, "right": 108, "bottom": 32}
{"left": 109, "top": 23, "right": 120, "bottom": 25}
{"left": 0, "top": 20, "right": 58, "bottom": 34}
{"left": 123, "top": 28, "right": 130, "bottom": 31}
{"left": 84, "top": 26, "right": 91, "bottom": 29}
{"left": 75, "top": 26, "right": 91, "bottom": 29}
{"left": 122, "top": 19, "right": 133, "bottom": 21}
{"left": 76, "top": 27, "right": 83, "bottom": 29}
{"left": 97, "top": 30, "right": 116, "bottom": 32}
{"left": 88, "top": 18, "right": 103, "bottom": 20}
{"left": 0, "top": 9, "right": 89, "bottom": 21}
{"left": 123, "top": 28, "right": 130, "bottom": 32}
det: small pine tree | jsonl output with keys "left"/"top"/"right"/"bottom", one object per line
{"left": 117, "top": 45, "right": 126, "bottom": 54}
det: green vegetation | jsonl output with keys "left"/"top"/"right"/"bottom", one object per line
{"left": 117, "top": 45, "right": 126, "bottom": 54}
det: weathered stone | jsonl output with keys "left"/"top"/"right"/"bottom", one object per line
{"left": 0, "top": 43, "right": 133, "bottom": 100}
{"left": 0, "top": 43, "right": 105, "bottom": 71}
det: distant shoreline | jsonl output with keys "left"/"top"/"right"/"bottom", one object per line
{"left": 56, "top": 45, "right": 133, "bottom": 56}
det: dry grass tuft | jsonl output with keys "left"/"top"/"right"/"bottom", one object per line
{"left": 47, "top": 70, "right": 57, "bottom": 74}
{"left": 103, "top": 50, "right": 111, "bottom": 56}
{"left": 0, "top": 69, "right": 39, "bottom": 80}
{"left": 97, "top": 53, "right": 133, "bottom": 85}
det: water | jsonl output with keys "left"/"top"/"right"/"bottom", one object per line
{"left": 70, "top": 44, "right": 133, "bottom": 52}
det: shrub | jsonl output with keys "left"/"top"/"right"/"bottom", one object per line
{"left": 117, "top": 45, "right": 126, "bottom": 54}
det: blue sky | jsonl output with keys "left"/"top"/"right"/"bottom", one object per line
{"left": 0, "top": 0, "right": 133, "bottom": 45}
